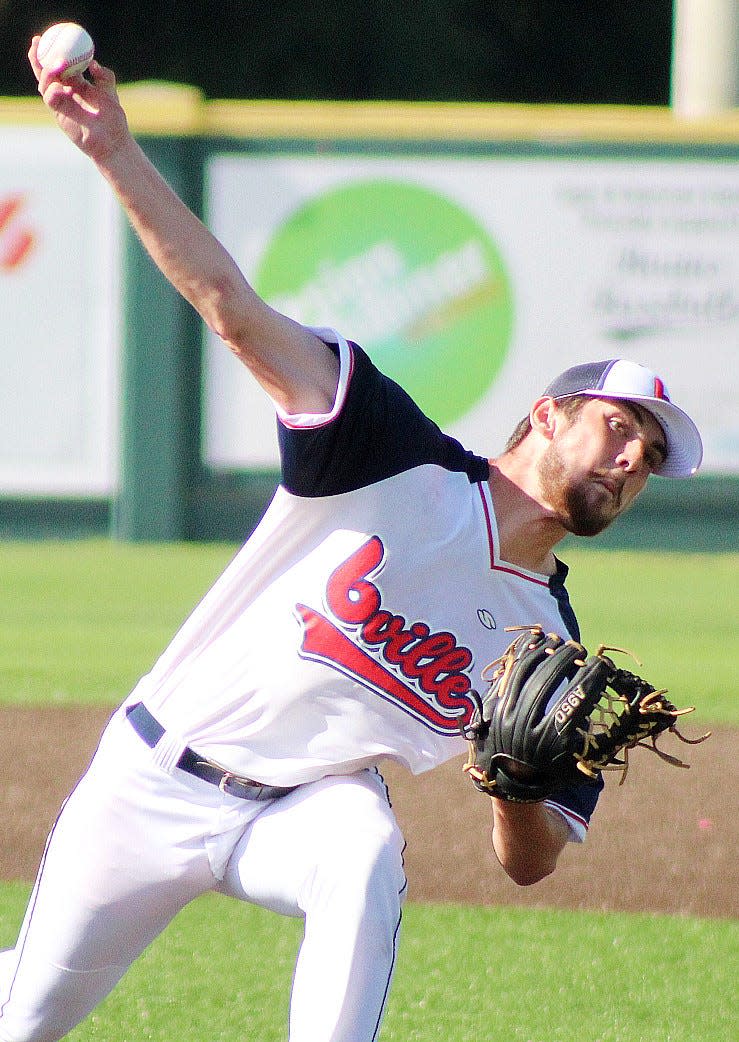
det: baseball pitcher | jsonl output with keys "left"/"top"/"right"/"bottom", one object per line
{"left": 0, "top": 38, "right": 706, "bottom": 1042}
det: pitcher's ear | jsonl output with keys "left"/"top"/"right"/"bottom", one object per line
{"left": 529, "top": 396, "right": 558, "bottom": 440}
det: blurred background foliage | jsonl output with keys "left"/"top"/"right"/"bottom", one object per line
{"left": 0, "top": 1, "right": 673, "bottom": 102}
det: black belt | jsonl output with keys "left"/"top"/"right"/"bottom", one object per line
{"left": 125, "top": 702, "right": 297, "bottom": 802}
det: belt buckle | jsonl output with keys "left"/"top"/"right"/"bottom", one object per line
{"left": 219, "top": 771, "right": 256, "bottom": 799}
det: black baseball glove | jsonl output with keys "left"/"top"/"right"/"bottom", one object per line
{"left": 462, "top": 625, "right": 709, "bottom": 803}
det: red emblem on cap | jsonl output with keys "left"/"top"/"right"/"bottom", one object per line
{"left": 653, "top": 377, "right": 667, "bottom": 401}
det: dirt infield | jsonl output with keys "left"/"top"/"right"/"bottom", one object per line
{"left": 1, "top": 707, "right": 735, "bottom": 919}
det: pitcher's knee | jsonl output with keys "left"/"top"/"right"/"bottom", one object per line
{"left": 302, "top": 829, "right": 406, "bottom": 924}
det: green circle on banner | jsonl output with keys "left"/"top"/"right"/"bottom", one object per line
{"left": 255, "top": 179, "right": 514, "bottom": 425}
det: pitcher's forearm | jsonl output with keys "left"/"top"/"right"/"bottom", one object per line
{"left": 491, "top": 799, "right": 571, "bottom": 886}
{"left": 100, "top": 137, "right": 258, "bottom": 341}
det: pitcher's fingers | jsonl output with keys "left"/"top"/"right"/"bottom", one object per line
{"left": 28, "top": 35, "right": 43, "bottom": 80}
{"left": 87, "top": 60, "right": 118, "bottom": 93}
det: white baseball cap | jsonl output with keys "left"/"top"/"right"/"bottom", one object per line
{"left": 543, "top": 359, "right": 703, "bottom": 478}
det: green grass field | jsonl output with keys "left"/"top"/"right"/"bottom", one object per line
{"left": 0, "top": 885, "right": 735, "bottom": 1042}
{"left": 0, "top": 540, "right": 736, "bottom": 1041}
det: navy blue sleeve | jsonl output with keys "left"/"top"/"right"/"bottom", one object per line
{"left": 551, "top": 775, "right": 603, "bottom": 826}
{"left": 278, "top": 342, "right": 489, "bottom": 497}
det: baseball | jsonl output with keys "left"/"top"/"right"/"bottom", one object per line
{"left": 37, "top": 22, "right": 94, "bottom": 79}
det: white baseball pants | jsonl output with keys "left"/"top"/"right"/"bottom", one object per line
{"left": 0, "top": 707, "right": 407, "bottom": 1042}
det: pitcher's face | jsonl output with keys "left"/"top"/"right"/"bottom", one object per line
{"left": 537, "top": 398, "right": 667, "bottom": 536}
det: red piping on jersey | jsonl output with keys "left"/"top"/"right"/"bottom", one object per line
{"left": 546, "top": 801, "right": 589, "bottom": 832}
{"left": 279, "top": 342, "right": 356, "bottom": 430}
{"left": 476, "top": 482, "right": 550, "bottom": 587}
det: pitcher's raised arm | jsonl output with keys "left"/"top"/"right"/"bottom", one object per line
{"left": 29, "top": 37, "right": 339, "bottom": 417}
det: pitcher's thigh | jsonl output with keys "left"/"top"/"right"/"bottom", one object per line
{"left": 220, "top": 770, "right": 407, "bottom": 917}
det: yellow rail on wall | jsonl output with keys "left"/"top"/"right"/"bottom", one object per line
{"left": 2, "top": 85, "right": 738, "bottom": 144}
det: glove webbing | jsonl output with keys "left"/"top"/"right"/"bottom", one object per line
{"left": 574, "top": 674, "right": 710, "bottom": 784}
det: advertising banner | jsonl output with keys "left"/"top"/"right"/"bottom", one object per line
{"left": 0, "top": 128, "right": 120, "bottom": 494}
{"left": 205, "top": 154, "right": 738, "bottom": 474}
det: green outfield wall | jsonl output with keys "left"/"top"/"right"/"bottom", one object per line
{"left": 0, "top": 89, "right": 737, "bottom": 549}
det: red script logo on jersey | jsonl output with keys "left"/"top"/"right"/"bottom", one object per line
{"left": 295, "top": 536, "right": 475, "bottom": 733}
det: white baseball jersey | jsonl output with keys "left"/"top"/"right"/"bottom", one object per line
{"left": 126, "top": 329, "right": 601, "bottom": 831}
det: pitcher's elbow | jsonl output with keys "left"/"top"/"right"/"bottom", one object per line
{"left": 507, "top": 861, "right": 556, "bottom": 887}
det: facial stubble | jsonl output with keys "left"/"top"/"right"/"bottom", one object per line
{"left": 536, "top": 441, "right": 619, "bottom": 537}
